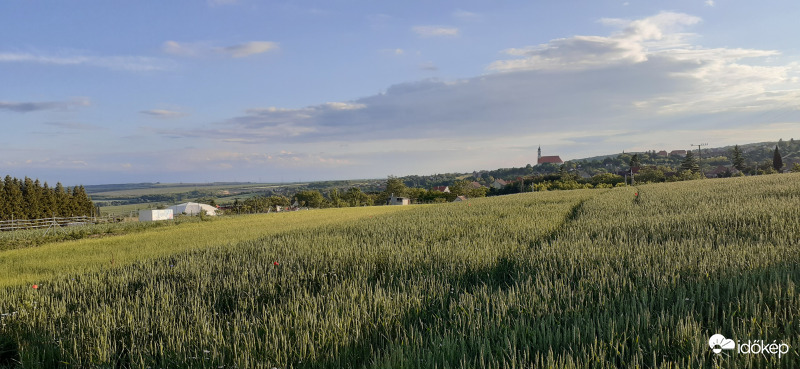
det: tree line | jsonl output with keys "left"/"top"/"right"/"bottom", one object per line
{"left": 0, "top": 175, "right": 95, "bottom": 221}
{"left": 218, "top": 177, "right": 492, "bottom": 212}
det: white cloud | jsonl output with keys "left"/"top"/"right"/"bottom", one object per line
{"left": 162, "top": 41, "right": 204, "bottom": 57}
{"left": 412, "top": 26, "right": 459, "bottom": 37}
{"left": 223, "top": 41, "right": 279, "bottom": 57}
{"left": 419, "top": 61, "right": 438, "bottom": 71}
{"left": 379, "top": 48, "right": 405, "bottom": 56}
{"left": 491, "top": 12, "right": 702, "bottom": 72}
{"left": 154, "top": 11, "right": 800, "bottom": 174}
{"left": 705, "top": 0, "right": 715, "bottom": 6}
{"left": 0, "top": 52, "right": 172, "bottom": 71}
{"left": 0, "top": 98, "right": 90, "bottom": 113}
{"left": 140, "top": 109, "right": 188, "bottom": 118}
{"left": 162, "top": 41, "right": 279, "bottom": 58}
{"left": 323, "top": 102, "right": 367, "bottom": 110}
{"left": 43, "top": 122, "right": 99, "bottom": 130}
{"left": 453, "top": 10, "right": 481, "bottom": 21}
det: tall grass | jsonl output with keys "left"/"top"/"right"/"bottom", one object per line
{"left": 0, "top": 216, "right": 207, "bottom": 252}
{"left": 2, "top": 174, "right": 800, "bottom": 368}
{"left": 0, "top": 206, "right": 411, "bottom": 288}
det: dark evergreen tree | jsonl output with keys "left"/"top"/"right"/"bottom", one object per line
{"left": 3, "top": 176, "right": 23, "bottom": 220}
{"left": 681, "top": 151, "right": 700, "bottom": 173}
{"left": 22, "top": 177, "right": 44, "bottom": 219}
{"left": 32, "top": 179, "right": 45, "bottom": 219}
{"left": 54, "top": 182, "right": 69, "bottom": 217}
{"left": 773, "top": 146, "right": 784, "bottom": 172}
{"left": 0, "top": 180, "right": 5, "bottom": 219}
{"left": 41, "top": 182, "right": 56, "bottom": 218}
{"left": 629, "top": 154, "right": 641, "bottom": 168}
{"left": 0, "top": 176, "right": 95, "bottom": 220}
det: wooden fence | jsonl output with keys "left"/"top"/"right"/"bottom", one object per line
{"left": 0, "top": 215, "right": 119, "bottom": 232}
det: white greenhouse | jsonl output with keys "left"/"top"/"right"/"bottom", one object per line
{"left": 168, "top": 202, "right": 219, "bottom": 216}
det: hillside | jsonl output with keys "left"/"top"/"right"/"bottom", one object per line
{"left": 82, "top": 138, "right": 799, "bottom": 213}
{"left": 2, "top": 174, "right": 799, "bottom": 368}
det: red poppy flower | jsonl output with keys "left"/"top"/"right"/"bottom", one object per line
{"left": 273, "top": 261, "right": 279, "bottom": 266}
{"left": 32, "top": 284, "right": 38, "bottom": 289}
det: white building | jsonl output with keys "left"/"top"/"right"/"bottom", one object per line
{"left": 139, "top": 209, "right": 174, "bottom": 222}
{"left": 388, "top": 193, "right": 410, "bottom": 206}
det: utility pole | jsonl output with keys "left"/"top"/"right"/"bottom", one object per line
{"left": 691, "top": 143, "right": 708, "bottom": 173}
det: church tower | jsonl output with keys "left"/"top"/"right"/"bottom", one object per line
{"left": 538, "top": 146, "right": 542, "bottom": 161}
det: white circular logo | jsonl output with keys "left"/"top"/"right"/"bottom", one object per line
{"left": 709, "top": 334, "right": 735, "bottom": 354}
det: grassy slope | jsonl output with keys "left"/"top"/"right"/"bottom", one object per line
{"left": 0, "top": 216, "right": 202, "bottom": 252}
{"left": 0, "top": 206, "right": 411, "bottom": 288}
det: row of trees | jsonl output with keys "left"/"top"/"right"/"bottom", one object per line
{"left": 724, "top": 145, "right": 789, "bottom": 175}
{"left": 0, "top": 175, "right": 95, "bottom": 221}
{"left": 226, "top": 189, "right": 375, "bottom": 212}
{"left": 573, "top": 141, "right": 800, "bottom": 179}
{"left": 490, "top": 172, "right": 627, "bottom": 195}
{"left": 222, "top": 176, "right": 493, "bottom": 211}
{"left": 384, "top": 177, "right": 489, "bottom": 203}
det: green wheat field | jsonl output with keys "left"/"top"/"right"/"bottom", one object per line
{"left": 2, "top": 174, "right": 799, "bottom": 368}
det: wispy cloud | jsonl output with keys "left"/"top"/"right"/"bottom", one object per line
{"left": 181, "top": 150, "right": 351, "bottom": 169}
{"left": 138, "top": 10, "right": 800, "bottom": 181}
{"left": 140, "top": 109, "right": 188, "bottom": 118}
{"left": 223, "top": 42, "right": 279, "bottom": 58}
{"left": 43, "top": 122, "right": 99, "bottom": 130}
{"left": 452, "top": 10, "right": 481, "bottom": 21}
{"left": 412, "top": 26, "right": 459, "bottom": 37}
{"left": 156, "top": 11, "right": 800, "bottom": 152}
{"left": 0, "top": 51, "right": 172, "bottom": 71}
{"left": 162, "top": 41, "right": 279, "bottom": 58}
{"left": 0, "top": 98, "right": 90, "bottom": 113}
{"left": 490, "top": 12, "right": 704, "bottom": 72}
{"left": 705, "top": 0, "right": 715, "bottom": 6}
{"left": 419, "top": 61, "right": 438, "bottom": 71}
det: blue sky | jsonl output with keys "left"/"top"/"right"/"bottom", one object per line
{"left": 2, "top": 0, "right": 800, "bottom": 185}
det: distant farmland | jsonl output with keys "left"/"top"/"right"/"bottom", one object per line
{"left": 2, "top": 174, "right": 800, "bottom": 368}
{"left": 87, "top": 180, "right": 381, "bottom": 215}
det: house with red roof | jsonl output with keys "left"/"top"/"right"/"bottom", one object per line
{"left": 431, "top": 186, "right": 450, "bottom": 193}
{"left": 490, "top": 179, "right": 507, "bottom": 189}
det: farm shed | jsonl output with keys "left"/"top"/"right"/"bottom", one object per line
{"left": 139, "top": 209, "right": 174, "bottom": 222}
{"left": 388, "top": 194, "right": 410, "bottom": 206}
{"left": 168, "top": 202, "right": 219, "bottom": 216}
{"left": 453, "top": 196, "right": 467, "bottom": 202}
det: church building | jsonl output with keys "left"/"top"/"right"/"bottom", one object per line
{"left": 537, "top": 146, "right": 563, "bottom": 165}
